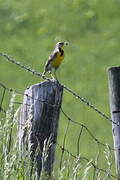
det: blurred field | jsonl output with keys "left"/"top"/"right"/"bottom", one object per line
{"left": 0, "top": 0, "right": 120, "bottom": 178}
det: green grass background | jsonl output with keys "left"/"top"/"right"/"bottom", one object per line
{"left": 0, "top": 0, "right": 120, "bottom": 177}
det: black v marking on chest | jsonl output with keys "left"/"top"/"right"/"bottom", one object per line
{"left": 59, "top": 48, "right": 64, "bottom": 56}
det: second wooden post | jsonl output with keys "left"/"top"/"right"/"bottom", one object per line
{"left": 108, "top": 67, "right": 120, "bottom": 180}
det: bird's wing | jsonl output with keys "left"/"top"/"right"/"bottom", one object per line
{"left": 44, "top": 50, "right": 58, "bottom": 72}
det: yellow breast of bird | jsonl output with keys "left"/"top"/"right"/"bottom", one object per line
{"left": 51, "top": 51, "right": 64, "bottom": 68}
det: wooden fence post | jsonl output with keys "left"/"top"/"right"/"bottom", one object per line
{"left": 108, "top": 67, "right": 120, "bottom": 180}
{"left": 18, "top": 79, "right": 63, "bottom": 179}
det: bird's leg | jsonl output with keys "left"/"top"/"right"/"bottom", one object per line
{"left": 54, "top": 69, "right": 58, "bottom": 81}
{"left": 49, "top": 71, "right": 55, "bottom": 80}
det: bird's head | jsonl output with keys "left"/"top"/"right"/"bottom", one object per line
{"left": 56, "top": 42, "right": 68, "bottom": 48}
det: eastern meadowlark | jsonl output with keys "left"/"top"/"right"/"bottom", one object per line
{"left": 42, "top": 42, "right": 68, "bottom": 79}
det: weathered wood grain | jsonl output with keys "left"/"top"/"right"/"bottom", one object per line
{"left": 18, "top": 79, "right": 63, "bottom": 178}
{"left": 108, "top": 67, "right": 120, "bottom": 180}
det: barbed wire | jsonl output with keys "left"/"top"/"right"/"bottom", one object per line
{"left": 58, "top": 107, "right": 117, "bottom": 178}
{"left": 0, "top": 52, "right": 117, "bottom": 179}
{"left": 0, "top": 82, "right": 59, "bottom": 108}
{"left": 0, "top": 52, "right": 116, "bottom": 126}
{"left": 0, "top": 81, "right": 115, "bottom": 151}
{"left": 63, "top": 85, "right": 113, "bottom": 123}
{"left": 0, "top": 53, "right": 44, "bottom": 79}
{"left": 58, "top": 108, "right": 116, "bottom": 178}
{"left": 61, "top": 107, "right": 114, "bottom": 151}
{"left": 0, "top": 81, "right": 117, "bottom": 178}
